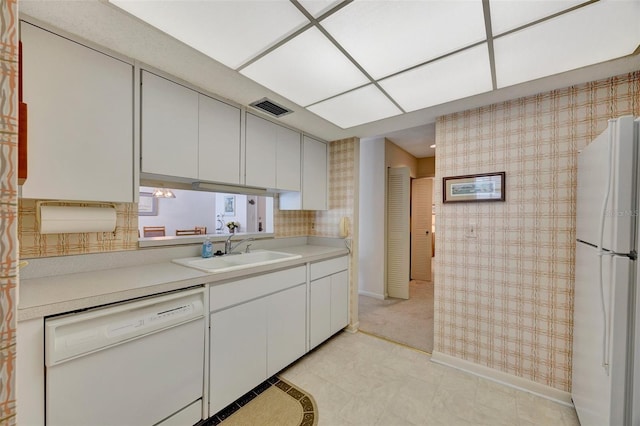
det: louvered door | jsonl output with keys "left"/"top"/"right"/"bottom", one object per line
{"left": 386, "top": 167, "right": 410, "bottom": 299}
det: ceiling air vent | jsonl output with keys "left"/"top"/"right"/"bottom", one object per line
{"left": 249, "top": 98, "right": 293, "bottom": 118}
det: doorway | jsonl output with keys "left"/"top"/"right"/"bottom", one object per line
{"left": 411, "top": 177, "right": 433, "bottom": 281}
{"left": 358, "top": 173, "right": 435, "bottom": 353}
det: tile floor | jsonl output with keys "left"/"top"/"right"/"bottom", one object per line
{"left": 281, "top": 332, "right": 580, "bottom": 426}
{"left": 358, "top": 280, "right": 434, "bottom": 353}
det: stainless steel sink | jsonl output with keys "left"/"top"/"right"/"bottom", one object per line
{"left": 172, "top": 250, "right": 302, "bottom": 273}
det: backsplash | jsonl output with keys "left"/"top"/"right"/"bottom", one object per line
{"left": 19, "top": 199, "right": 138, "bottom": 258}
{"left": 19, "top": 196, "right": 317, "bottom": 257}
{"left": 0, "top": 0, "right": 18, "bottom": 422}
{"left": 434, "top": 70, "right": 640, "bottom": 392}
{"left": 273, "top": 196, "right": 314, "bottom": 238}
{"left": 314, "top": 138, "right": 357, "bottom": 238}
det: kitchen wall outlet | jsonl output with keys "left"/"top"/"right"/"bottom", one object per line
{"left": 466, "top": 222, "right": 477, "bottom": 239}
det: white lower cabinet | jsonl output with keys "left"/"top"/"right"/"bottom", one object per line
{"left": 330, "top": 270, "right": 349, "bottom": 333}
{"left": 209, "top": 297, "right": 268, "bottom": 415}
{"left": 267, "top": 284, "right": 306, "bottom": 376}
{"left": 309, "top": 257, "right": 350, "bottom": 350}
{"left": 208, "top": 266, "right": 307, "bottom": 416}
{"left": 17, "top": 318, "right": 45, "bottom": 426}
{"left": 310, "top": 276, "right": 332, "bottom": 349}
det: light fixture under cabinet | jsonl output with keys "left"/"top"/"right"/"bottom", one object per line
{"left": 152, "top": 188, "right": 176, "bottom": 198}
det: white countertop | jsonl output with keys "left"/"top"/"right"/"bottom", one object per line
{"left": 19, "top": 244, "right": 348, "bottom": 321}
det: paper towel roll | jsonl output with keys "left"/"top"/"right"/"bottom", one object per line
{"left": 39, "top": 206, "right": 117, "bottom": 234}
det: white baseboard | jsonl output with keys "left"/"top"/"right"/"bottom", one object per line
{"left": 430, "top": 351, "right": 573, "bottom": 407}
{"left": 345, "top": 322, "right": 359, "bottom": 333}
{"left": 358, "top": 290, "right": 385, "bottom": 299}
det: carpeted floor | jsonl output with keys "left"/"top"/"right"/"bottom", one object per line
{"left": 357, "top": 280, "right": 434, "bottom": 353}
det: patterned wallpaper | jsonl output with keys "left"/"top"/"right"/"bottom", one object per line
{"left": 315, "top": 138, "right": 359, "bottom": 326}
{"left": 434, "top": 71, "right": 640, "bottom": 392}
{"left": 0, "top": 0, "right": 18, "bottom": 422}
{"left": 273, "top": 196, "right": 313, "bottom": 238}
{"left": 19, "top": 200, "right": 138, "bottom": 258}
{"left": 314, "top": 138, "right": 357, "bottom": 238}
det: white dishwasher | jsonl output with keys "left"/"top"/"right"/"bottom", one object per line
{"left": 45, "top": 287, "right": 206, "bottom": 426}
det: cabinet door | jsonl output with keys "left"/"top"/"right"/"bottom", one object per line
{"left": 267, "top": 284, "right": 306, "bottom": 376}
{"left": 330, "top": 270, "right": 349, "bottom": 334}
{"left": 276, "top": 127, "right": 301, "bottom": 191}
{"left": 198, "top": 94, "right": 241, "bottom": 185}
{"left": 309, "top": 276, "right": 331, "bottom": 349}
{"left": 17, "top": 318, "right": 45, "bottom": 426}
{"left": 245, "top": 114, "right": 276, "bottom": 188}
{"left": 141, "top": 71, "right": 199, "bottom": 179}
{"left": 303, "top": 136, "right": 328, "bottom": 210}
{"left": 21, "top": 22, "right": 134, "bottom": 202}
{"left": 209, "top": 298, "right": 267, "bottom": 415}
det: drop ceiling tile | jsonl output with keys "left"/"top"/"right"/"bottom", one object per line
{"left": 321, "top": 0, "right": 486, "bottom": 80}
{"left": 297, "top": 0, "right": 343, "bottom": 18}
{"left": 240, "top": 27, "right": 369, "bottom": 107}
{"left": 307, "top": 85, "right": 402, "bottom": 129}
{"left": 379, "top": 43, "right": 493, "bottom": 112}
{"left": 494, "top": 1, "right": 640, "bottom": 89}
{"left": 490, "top": 0, "right": 586, "bottom": 35}
{"left": 109, "top": 0, "right": 308, "bottom": 69}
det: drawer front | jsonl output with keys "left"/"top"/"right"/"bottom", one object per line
{"left": 310, "top": 256, "right": 348, "bottom": 281}
{"left": 209, "top": 266, "right": 306, "bottom": 312}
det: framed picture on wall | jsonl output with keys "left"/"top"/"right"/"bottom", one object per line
{"left": 224, "top": 195, "right": 235, "bottom": 215}
{"left": 138, "top": 192, "right": 158, "bottom": 216}
{"left": 443, "top": 172, "right": 506, "bottom": 203}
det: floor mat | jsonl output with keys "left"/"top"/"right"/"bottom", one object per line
{"left": 202, "top": 376, "right": 317, "bottom": 426}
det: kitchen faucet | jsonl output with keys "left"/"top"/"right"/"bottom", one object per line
{"left": 224, "top": 235, "right": 254, "bottom": 254}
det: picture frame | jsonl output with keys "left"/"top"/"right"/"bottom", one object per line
{"left": 224, "top": 195, "right": 235, "bottom": 215}
{"left": 443, "top": 172, "right": 505, "bottom": 203}
{"left": 138, "top": 192, "right": 158, "bottom": 216}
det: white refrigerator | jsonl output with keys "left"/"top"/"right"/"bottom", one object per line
{"left": 573, "top": 115, "right": 640, "bottom": 426}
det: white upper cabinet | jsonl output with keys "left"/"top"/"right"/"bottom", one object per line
{"left": 303, "top": 136, "right": 328, "bottom": 210}
{"left": 20, "top": 22, "right": 134, "bottom": 202}
{"left": 276, "top": 126, "right": 301, "bottom": 192}
{"left": 245, "top": 113, "right": 301, "bottom": 191}
{"left": 141, "top": 71, "right": 199, "bottom": 179}
{"left": 198, "top": 94, "right": 241, "bottom": 185}
{"left": 245, "top": 114, "right": 277, "bottom": 188}
{"left": 280, "top": 136, "right": 328, "bottom": 210}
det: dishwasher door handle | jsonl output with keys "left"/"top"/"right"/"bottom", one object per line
{"left": 45, "top": 287, "right": 205, "bottom": 366}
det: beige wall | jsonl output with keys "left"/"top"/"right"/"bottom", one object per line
{"left": 0, "top": 0, "right": 18, "bottom": 422}
{"left": 434, "top": 70, "right": 640, "bottom": 392}
{"left": 417, "top": 157, "right": 435, "bottom": 178}
{"left": 385, "top": 138, "right": 418, "bottom": 177}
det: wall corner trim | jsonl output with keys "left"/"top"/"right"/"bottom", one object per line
{"left": 430, "top": 351, "right": 573, "bottom": 407}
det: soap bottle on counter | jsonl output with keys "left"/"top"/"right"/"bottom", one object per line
{"left": 202, "top": 237, "right": 213, "bottom": 258}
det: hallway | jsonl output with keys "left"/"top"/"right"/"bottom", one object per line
{"left": 358, "top": 280, "right": 434, "bottom": 353}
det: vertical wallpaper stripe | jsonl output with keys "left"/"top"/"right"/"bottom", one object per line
{"left": 434, "top": 71, "right": 640, "bottom": 392}
{"left": 0, "top": 0, "right": 17, "bottom": 422}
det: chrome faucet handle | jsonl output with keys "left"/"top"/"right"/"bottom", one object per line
{"left": 224, "top": 234, "right": 234, "bottom": 254}
{"left": 245, "top": 244, "right": 252, "bottom": 253}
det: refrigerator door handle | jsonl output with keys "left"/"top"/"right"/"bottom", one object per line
{"left": 597, "top": 119, "right": 616, "bottom": 376}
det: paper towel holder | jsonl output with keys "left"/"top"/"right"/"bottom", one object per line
{"left": 36, "top": 201, "right": 118, "bottom": 235}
